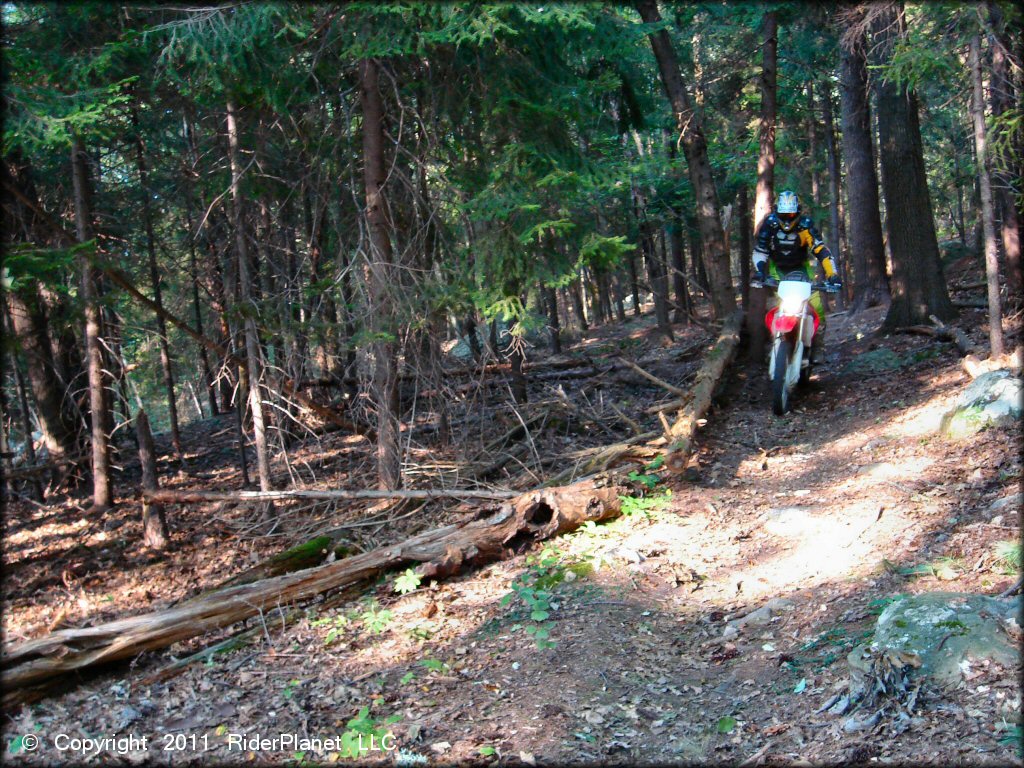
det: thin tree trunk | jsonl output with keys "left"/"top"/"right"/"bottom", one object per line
{"left": 807, "top": 81, "right": 821, "bottom": 210}
{"left": 840, "top": 27, "right": 889, "bottom": 312}
{"left": 70, "top": 135, "right": 113, "bottom": 512}
{"left": 754, "top": 10, "right": 778, "bottom": 231}
{"left": 133, "top": 114, "right": 183, "bottom": 456}
{"left": 11, "top": 344, "right": 45, "bottom": 501}
{"left": 738, "top": 186, "right": 751, "bottom": 311}
{"left": 226, "top": 99, "right": 275, "bottom": 515}
{"left": 360, "top": 58, "right": 402, "bottom": 490}
{"left": 969, "top": 33, "right": 1005, "bottom": 356}
{"left": 820, "top": 80, "right": 846, "bottom": 310}
{"left": 636, "top": 0, "right": 734, "bottom": 319}
{"left": 874, "top": 4, "right": 955, "bottom": 329}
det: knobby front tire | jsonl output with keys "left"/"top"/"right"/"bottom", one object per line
{"left": 772, "top": 337, "right": 792, "bottom": 416}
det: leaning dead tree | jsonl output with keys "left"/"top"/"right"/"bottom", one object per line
{"left": 2, "top": 480, "right": 622, "bottom": 705}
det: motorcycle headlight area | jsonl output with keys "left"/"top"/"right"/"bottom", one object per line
{"left": 776, "top": 280, "right": 812, "bottom": 315}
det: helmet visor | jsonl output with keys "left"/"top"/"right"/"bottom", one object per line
{"left": 778, "top": 211, "right": 798, "bottom": 225}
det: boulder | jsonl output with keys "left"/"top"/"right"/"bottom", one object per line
{"left": 940, "top": 369, "right": 1022, "bottom": 438}
{"left": 847, "top": 592, "right": 1021, "bottom": 694}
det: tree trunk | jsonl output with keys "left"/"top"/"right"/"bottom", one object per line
{"left": 360, "top": 58, "right": 402, "bottom": 490}
{"left": 9, "top": 337, "right": 45, "bottom": 501}
{"left": 4, "top": 291, "right": 79, "bottom": 468}
{"left": 133, "top": 114, "right": 183, "bottom": 456}
{"left": 840, "top": 28, "right": 889, "bottom": 312}
{"left": 546, "top": 285, "right": 561, "bottom": 354}
{"left": 819, "top": 80, "right": 847, "bottom": 310}
{"left": 969, "top": 33, "right": 1005, "bottom": 356}
{"left": 987, "top": 1, "right": 1023, "bottom": 299}
{"left": 754, "top": 10, "right": 778, "bottom": 231}
{"left": 636, "top": 0, "right": 735, "bottom": 319}
{"left": 807, "top": 81, "right": 821, "bottom": 210}
{"left": 627, "top": 253, "right": 642, "bottom": 317}
{"left": 135, "top": 410, "right": 169, "bottom": 550}
{"left": 874, "top": 3, "right": 956, "bottom": 329}
{"left": 226, "top": 99, "right": 275, "bottom": 515}
{"left": 70, "top": 135, "right": 113, "bottom": 512}
{"left": 182, "top": 116, "right": 219, "bottom": 417}
{"left": 738, "top": 186, "right": 752, "bottom": 311}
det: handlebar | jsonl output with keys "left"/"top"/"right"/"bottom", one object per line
{"left": 750, "top": 278, "right": 841, "bottom": 293}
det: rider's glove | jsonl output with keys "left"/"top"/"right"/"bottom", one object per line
{"left": 826, "top": 275, "right": 842, "bottom": 289}
{"left": 755, "top": 263, "right": 769, "bottom": 284}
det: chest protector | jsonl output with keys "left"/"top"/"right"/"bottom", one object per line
{"left": 762, "top": 215, "right": 816, "bottom": 272}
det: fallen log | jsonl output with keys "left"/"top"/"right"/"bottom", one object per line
{"left": 1, "top": 479, "right": 622, "bottom": 703}
{"left": 142, "top": 487, "right": 519, "bottom": 505}
{"left": 664, "top": 309, "right": 744, "bottom": 474}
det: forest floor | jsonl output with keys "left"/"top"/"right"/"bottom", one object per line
{"left": 3, "top": 275, "right": 1022, "bottom": 766}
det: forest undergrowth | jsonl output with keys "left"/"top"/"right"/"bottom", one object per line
{"left": 3, "top": 256, "right": 1021, "bottom": 766}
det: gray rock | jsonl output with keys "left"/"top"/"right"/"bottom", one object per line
{"left": 727, "top": 597, "right": 796, "bottom": 630}
{"left": 848, "top": 592, "right": 1021, "bottom": 693}
{"left": 940, "top": 370, "right": 1022, "bottom": 438}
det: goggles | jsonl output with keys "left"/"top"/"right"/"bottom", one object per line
{"left": 778, "top": 211, "right": 799, "bottom": 224}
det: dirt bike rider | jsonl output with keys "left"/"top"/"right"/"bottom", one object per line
{"left": 752, "top": 190, "right": 841, "bottom": 363}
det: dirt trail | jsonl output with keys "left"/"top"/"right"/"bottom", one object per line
{"left": 3, "top": 303, "right": 1021, "bottom": 766}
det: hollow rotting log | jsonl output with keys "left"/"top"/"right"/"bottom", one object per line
{"left": 1, "top": 479, "right": 623, "bottom": 704}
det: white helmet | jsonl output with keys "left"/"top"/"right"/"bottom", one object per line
{"left": 775, "top": 191, "right": 801, "bottom": 232}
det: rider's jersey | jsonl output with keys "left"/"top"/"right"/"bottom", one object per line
{"left": 753, "top": 213, "right": 835, "bottom": 277}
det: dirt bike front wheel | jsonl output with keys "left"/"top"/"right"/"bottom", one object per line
{"left": 772, "top": 337, "right": 792, "bottom": 415}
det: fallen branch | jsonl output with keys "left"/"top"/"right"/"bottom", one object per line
{"left": 142, "top": 487, "right": 520, "bottom": 505}
{"left": 928, "top": 315, "right": 976, "bottom": 357}
{"left": 664, "top": 309, "right": 744, "bottom": 474}
{"left": 615, "top": 356, "right": 688, "bottom": 397}
{"left": 2, "top": 479, "right": 622, "bottom": 704}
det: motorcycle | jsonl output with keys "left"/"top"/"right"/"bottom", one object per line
{"left": 752, "top": 270, "right": 841, "bottom": 416}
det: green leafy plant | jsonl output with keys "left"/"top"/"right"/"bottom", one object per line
{"left": 310, "top": 613, "right": 351, "bottom": 645}
{"left": 620, "top": 489, "right": 672, "bottom": 519}
{"left": 417, "top": 658, "right": 448, "bottom": 672}
{"left": 501, "top": 546, "right": 567, "bottom": 649}
{"left": 282, "top": 678, "right": 301, "bottom": 700}
{"left": 359, "top": 600, "right": 394, "bottom": 635}
{"left": 339, "top": 706, "right": 401, "bottom": 760}
{"left": 627, "top": 456, "right": 665, "bottom": 490}
{"left": 393, "top": 568, "right": 422, "bottom": 595}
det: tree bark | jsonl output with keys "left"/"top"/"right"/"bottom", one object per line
{"left": 4, "top": 291, "right": 79, "bottom": 468}
{"left": 133, "top": 112, "right": 183, "bottom": 455}
{"left": 636, "top": 0, "right": 735, "bottom": 320}
{"left": 546, "top": 285, "right": 562, "bottom": 354}
{"left": 664, "top": 309, "right": 743, "bottom": 474}
{"left": 360, "top": 58, "right": 402, "bottom": 490}
{"left": 840, "top": 27, "right": 889, "bottom": 312}
{"left": 819, "top": 80, "right": 847, "bottom": 310}
{"left": 738, "top": 186, "right": 752, "bottom": 311}
{"left": 969, "top": 33, "right": 1005, "bottom": 356}
{"left": 754, "top": 10, "right": 778, "bottom": 231}
{"left": 70, "top": 135, "right": 113, "bottom": 512}
{"left": 986, "top": 1, "right": 1022, "bottom": 299}
{"left": 226, "top": 99, "right": 275, "bottom": 515}
{"left": 874, "top": 3, "right": 956, "bottom": 329}
{"left": 135, "top": 410, "right": 169, "bottom": 549}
